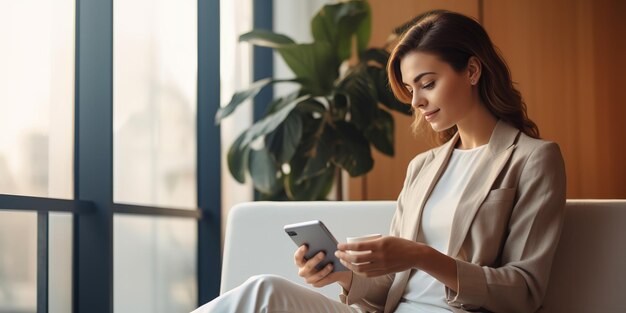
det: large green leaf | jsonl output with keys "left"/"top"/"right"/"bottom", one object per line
{"left": 275, "top": 42, "right": 337, "bottom": 96}
{"left": 285, "top": 116, "right": 328, "bottom": 184}
{"left": 285, "top": 167, "right": 335, "bottom": 201}
{"left": 335, "top": 3, "right": 368, "bottom": 61}
{"left": 216, "top": 78, "right": 298, "bottom": 124}
{"left": 265, "top": 90, "right": 302, "bottom": 114}
{"left": 298, "top": 109, "right": 325, "bottom": 138}
{"left": 367, "top": 66, "right": 412, "bottom": 115}
{"left": 265, "top": 110, "right": 302, "bottom": 164}
{"left": 296, "top": 98, "right": 327, "bottom": 114}
{"left": 332, "top": 121, "right": 373, "bottom": 176}
{"left": 336, "top": 65, "right": 378, "bottom": 130}
{"left": 225, "top": 95, "right": 300, "bottom": 185}
{"left": 248, "top": 147, "right": 282, "bottom": 194}
{"left": 354, "top": 1, "right": 372, "bottom": 53}
{"left": 311, "top": 1, "right": 369, "bottom": 61}
{"left": 241, "top": 94, "right": 309, "bottom": 147}
{"left": 239, "top": 29, "right": 295, "bottom": 48}
{"left": 216, "top": 78, "right": 271, "bottom": 124}
{"left": 332, "top": 93, "right": 348, "bottom": 121}
{"left": 364, "top": 109, "right": 394, "bottom": 156}
{"left": 300, "top": 127, "right": 333, "bottom": 182}
{"left": 227, "top": 131, "right": 250, "bottom": 183}
{"left": 240, "top": 30, "right": 337, "bottom": 95}
{"left": 311, "top": 4, "right": 340, "bottom": 47}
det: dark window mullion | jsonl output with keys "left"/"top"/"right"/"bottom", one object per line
{"left": 252, "top": 0, "right": 274, "bottom": 201}
{"left": 0, "top": 194, "right": 95, "bottom": 213}
{"left": 37, "top": 211, "right": 49, "bottom": 313}
{"left": 197, "top": 0, "right": 221, "bottom": 305}
{"left": 74, "top": 0, "right": 114, "bottom": 312}
{"left": 252, "top": 0, "right": 274, "bottom": 122}
{"left": 112, "top": 203, "right": 201, "bottom": 218}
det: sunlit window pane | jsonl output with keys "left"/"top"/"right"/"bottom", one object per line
{"left": 114, "top": 215, "right": 197, "bottom": 313}
{"left": 49, "top": 213, "right": 73, "bottom": 313}
{"left": 0, "top": 0, "right": 75, "bottom": 199}
{"left": 113, "top": 0, "right": 198, "bottom": 209}
{"left": 0, "top": 211, "right": 37, "bottom": 313}
{"left": 219, "top": 0, "right": 254, "bottom": 217}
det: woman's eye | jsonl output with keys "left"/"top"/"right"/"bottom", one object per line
{"left": 422, "top": 81, "right": 435, "bottom": 90}
{"left": 406, "top": 88, "right": 414, "bottom": 95}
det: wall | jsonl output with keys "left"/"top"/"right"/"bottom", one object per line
{"left": 350, "top": 0, "right": 626, "bottom": 200}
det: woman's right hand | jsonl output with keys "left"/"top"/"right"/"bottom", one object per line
{"left": 294, "top": 245, "right": 352, "bottom": 290}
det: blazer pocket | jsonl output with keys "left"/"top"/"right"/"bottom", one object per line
{"left": 482, "top": 187, "right": 516, "bottom": 204}
{"left": 471, "top": 188, "right": 517, "bottom": 261}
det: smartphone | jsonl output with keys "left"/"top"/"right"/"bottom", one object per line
{"left": 284, "top": 220, "right": 349, "bottom": 272}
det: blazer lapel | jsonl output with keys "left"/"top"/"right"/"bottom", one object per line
{"left": 446, "top": 121, "right": 520, "bottom": 258}
{"left": 386, "top": 137, "right": 460, "bottom": 313}
{"left": 404, "top": 133, "right": 459, "bottom": 241}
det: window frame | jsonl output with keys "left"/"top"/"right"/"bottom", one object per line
{"left": 0, "top": 0, "right": 222, "bottom": 312}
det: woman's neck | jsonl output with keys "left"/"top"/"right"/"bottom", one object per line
{"left": 455, "top": 103, "right": 498, "bottom": 150}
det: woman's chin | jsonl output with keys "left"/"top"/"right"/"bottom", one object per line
{"left": 429, "top": 122, "right": 455, "bottom": 133}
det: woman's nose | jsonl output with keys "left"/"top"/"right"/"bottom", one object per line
{"left": 411, "top": 94, "right": 426, "bottom": 110}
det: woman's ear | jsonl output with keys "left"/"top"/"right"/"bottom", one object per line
{"left": 468, "top": 56, "right": 482, "bottom": 85}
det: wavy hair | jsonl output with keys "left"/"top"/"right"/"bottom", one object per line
{"left": 387, "top": 10, "right": 539, "bottom": 144}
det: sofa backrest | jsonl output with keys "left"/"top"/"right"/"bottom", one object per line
{"left": 220, "top": 200, "right": 626, "bottom": 312}
{"left": 539, "top": 200, "right": 626, "bottom": 313}
{"left": 220, "top": 201, "right": 396, "bottom": 299}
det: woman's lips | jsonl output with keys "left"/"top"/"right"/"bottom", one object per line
{"left": 423, "top": 109, "right": 440, "bottom": 121}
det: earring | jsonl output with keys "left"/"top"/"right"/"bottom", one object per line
{"left": 471, "top": 79, "right": 476, "bottom": 85}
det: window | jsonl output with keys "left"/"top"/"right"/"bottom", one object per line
{"left": 0, "top": 212, "right": 37, "bottom": 313}
{"left": 0, "top": 0, "right": 221, "bottom": 312}
{"left": 0, "top": 0, "right": 74, "bottom": 199}
{"left": 48, "top": 213, "right": 73, "bottom": 313}
{"left": 114, "top": 216, "right": 197, "bottom": 313}
{"left": 0, "top": 1, "right": 74, "bottom": 312}
{"left": 113, "top": 1, "right": 199, "bottom": 310}
{"left": 219, "top": 0, "right": 254, "bottom": 219}
{"left": 113, "top": 0, "right": 198, "bottom": 210}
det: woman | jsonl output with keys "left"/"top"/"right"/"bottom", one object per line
{"left": 194, "top": 10, "right": 565, "bottom": 313}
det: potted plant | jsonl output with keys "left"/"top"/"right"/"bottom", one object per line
{"left": 216, "top": 0, "right": 411, "bottom": 200}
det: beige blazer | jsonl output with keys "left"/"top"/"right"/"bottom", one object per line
{"left": 340, "top": 121, "right": 566, "bottom": 313}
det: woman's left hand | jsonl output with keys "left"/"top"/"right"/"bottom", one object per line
{"left": 335, "top": 236, "right": 429, "bottom": 277}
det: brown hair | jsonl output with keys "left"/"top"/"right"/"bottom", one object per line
{"left": 387, "top": 10, "right": 539, "bottom": 144}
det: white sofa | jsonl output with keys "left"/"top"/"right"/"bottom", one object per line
{"left": 220, "top": 200, "right": 626, "bottom": 313}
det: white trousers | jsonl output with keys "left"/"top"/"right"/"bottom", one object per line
{"left": 191, "top": 274, "right": 361, "bottom": 313}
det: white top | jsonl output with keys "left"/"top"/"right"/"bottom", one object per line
{"left": 397, "top": 145, "right": 486, "bottom": 313}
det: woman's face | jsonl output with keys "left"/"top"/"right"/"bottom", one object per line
{"left": 400, "top": 51, "right": 475, "bottom": 132}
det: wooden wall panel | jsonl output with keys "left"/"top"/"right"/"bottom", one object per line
{"left": 349, "top": 0, "right": 480, "bottom": 201}
{"left": 483, "top": 0, "right": 626, "bottom": 198}
{"left": 351, "top": 0, "right": 626, "bottom": 200}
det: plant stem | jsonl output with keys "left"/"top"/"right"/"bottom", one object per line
{"left": 335, "top": 166, "right": 343, "bottom": 201}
